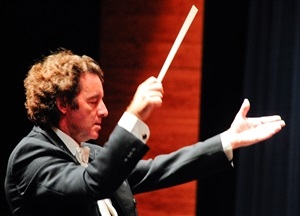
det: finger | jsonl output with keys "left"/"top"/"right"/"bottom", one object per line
{"left": 237, "top": 98, "right": 250, "bottom": 118}
{"left": 247, "top": 116, "right": 285, "bottom": 128}
{"left": 256, "top": 120, "right": 285, "bottom": 136}
{"left": 151, "top": 97, "right": 163, "bottom": 107}
{"left": 149, "top": 83, "right": 164, "bottom": 92}
{"left": 144, "top": 76, "right": 162, "bottom": 85}
{"left": 146, "top": 90, "right": 163, "bottom": 98}
{"left": 259, "top": 115, "right": 283, "bottom": 123}
{"left": 261, "top": 118, "right": 286, "bottom": 128}
{"left": 143, "top": 76, "right": 156, "bottom": 83}
{"left": 145, "top": 93, "right": 163, "bottom": 106}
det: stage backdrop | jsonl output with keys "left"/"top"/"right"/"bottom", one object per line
{"left": 198, "top": 0, "right": 300, "bottom": 216}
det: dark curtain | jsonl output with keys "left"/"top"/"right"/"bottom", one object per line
{"left": 198, "top": 0, "right": 300, "bottom": 216}
{"left": 197, "top": 0, "right": 248, "bottom": 215}
{"left": 235, "top": 0, "right": 300, "bottom": 216}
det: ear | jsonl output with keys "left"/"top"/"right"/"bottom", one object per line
{"left": 56, "top": 97, "right": 68, "bottom": 114}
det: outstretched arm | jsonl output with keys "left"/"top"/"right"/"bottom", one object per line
{"left": 221, "top": 98, "right": 286, "bottom": 150}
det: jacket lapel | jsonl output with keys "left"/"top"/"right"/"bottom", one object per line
{"left": 33, "top": 125, "right": 79, "bottom": 164}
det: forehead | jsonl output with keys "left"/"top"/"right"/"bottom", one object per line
{"left": 79, "top": 73, "right": 103, "bottom": 95}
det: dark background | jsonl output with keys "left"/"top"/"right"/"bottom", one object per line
{"left": 198, "top": 1, "right": 300, "bottom": 216}
{"left": 3, "top": 1, "right": 300, "bottom": 216}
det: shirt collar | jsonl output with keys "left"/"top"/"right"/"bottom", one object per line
{"left": 52, "top": 127, "right": 80, "bottom": 156}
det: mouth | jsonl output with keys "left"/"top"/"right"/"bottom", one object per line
{"left": 94, "top": 119, "right": 102, "bottom": 129}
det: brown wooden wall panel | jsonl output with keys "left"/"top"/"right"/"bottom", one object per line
{"left": 98, "top": 1, "right": 204, "bottom": 215}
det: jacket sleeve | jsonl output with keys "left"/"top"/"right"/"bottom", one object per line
{"left": 128, "top": 134, "right": 233, "bottom": 194}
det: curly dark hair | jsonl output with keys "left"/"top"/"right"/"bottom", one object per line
{"left": 24, "top": 48, "right": 104, "bottom": 127}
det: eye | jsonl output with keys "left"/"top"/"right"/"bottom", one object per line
{"left": 87, "top": 95, "right": 103, "bottom": 106}
{"left": 89, "top": 100, "right": 98, "bottom": 105}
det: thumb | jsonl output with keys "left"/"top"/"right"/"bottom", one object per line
{"left": 238, "top": 98, "right": 250, "bottom": 118}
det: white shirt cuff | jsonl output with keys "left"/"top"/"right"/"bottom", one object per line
{"left": 117, "top": 112, "right": 150, "bottom": 143}
{"left": 220, "top": 135, "right": 233, "bottom": 166}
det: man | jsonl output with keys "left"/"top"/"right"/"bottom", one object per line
{"left": 5, "top": 48, "right": 285, "bottom": 216}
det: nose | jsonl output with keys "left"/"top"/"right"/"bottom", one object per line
{"left": 98, "top": 100, "right": 108, "bottom": 117}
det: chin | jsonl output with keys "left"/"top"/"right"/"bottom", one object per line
{"left": 90, "top": 134, "right": 99, "bottom": 140}
{"left": 90, "top": 131, "right": 100, "bottom": 140}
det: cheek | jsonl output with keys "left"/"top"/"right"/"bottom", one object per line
{"left": 68, "top": 109, "right": 88, "bottom": 123}
{"left": 69, "top": 105, "right": 97, "bottom": 125}
{"left": 80, "top": 109, "right": 98, "bottom": 123}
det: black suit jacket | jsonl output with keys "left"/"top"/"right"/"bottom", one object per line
{"left": 5, "top": 125, "right": 232, "bottom": 216}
